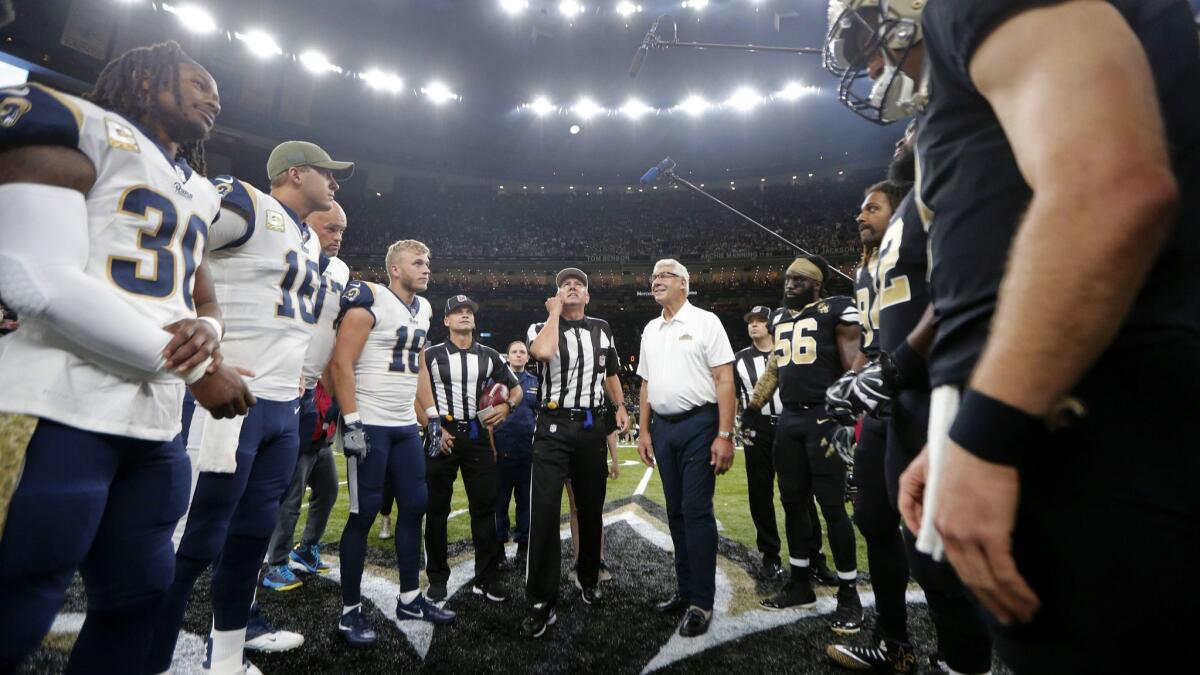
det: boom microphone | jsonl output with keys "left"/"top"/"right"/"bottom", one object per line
{"left": 640, "top": 157, "right": 675, "bottom": 184}
{"left": 629, "top": 16, "right": 662, "bottom": 78}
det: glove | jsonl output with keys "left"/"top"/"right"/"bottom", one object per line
{"left": 822, "top": 425, "right": 857, "bottom": 465}
{"left": 849, "top": 360, "right": 892, "bottom": 417}
{"left": 323, "top": 399, "right": 341, "bottom": 424}
{"left": 342, "top": 419, "right": 370, "bottom": 460}
{"left": 424, "top": 421, "right": 444, "bottom": 458}
{"left": 825, "top": 370, "right": 858, "bottom": 425}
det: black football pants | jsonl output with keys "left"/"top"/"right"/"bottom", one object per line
{"left": 854, "top": 414, "right": 910, "bottom": 642}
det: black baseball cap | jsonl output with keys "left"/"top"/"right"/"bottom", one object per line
{"left": 744, "top": 305, "right": 771, "bottom": 322}
{"left": 555, "top": 267, "right": 588, "bottom": 287}
{"left": 445, "top": 294, "right": 478, "bottom": 314}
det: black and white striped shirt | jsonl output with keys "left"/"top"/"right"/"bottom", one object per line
{"left": 425, "top": 340, "right": 519, "bottom": 420}
{"left": 734, "top": 345, "right": 782, "bottom": 417}
{"left": 527, "top": 317, "right": 619, "bottom": 410}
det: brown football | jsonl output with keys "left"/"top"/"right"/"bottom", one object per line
{"left": 477, "top": 383, "right": 509, "bottom": 418}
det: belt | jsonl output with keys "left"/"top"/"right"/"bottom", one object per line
{"left": 655, "top": 402, "right": 716, "bottom": 424}
{"left": 759, "top": 414, "right": 779, "bottom": 426}
{"left": 540, "top": 406, "right": 606, "bottom": 422}
{"left": 439, "top": 416, "right": 481, "bottom": 440}
{"left": 782, "top": 402, "right": 821, "bottom": 412}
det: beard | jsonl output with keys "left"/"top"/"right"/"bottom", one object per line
{"left": 783, "top": 293, "right": 809, "bottom": 310}
{"left": 888, "top": 142, "right": 916, "bottom": 184}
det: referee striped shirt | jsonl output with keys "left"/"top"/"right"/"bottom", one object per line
{"left": 734, "top": 346, "right": 782, "bottom": 416}
{"left": 425, "top": 340, "right": 519, "bottom": 420}
{"left": 527, "top": 317, "right": 619, "bottom": 410}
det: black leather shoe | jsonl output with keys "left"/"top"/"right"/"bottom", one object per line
{"left": 678, "top": 607, "right": 711, "bottom": 637}
{"left": 655, "top": 593, "right": 690, "bottom": 613}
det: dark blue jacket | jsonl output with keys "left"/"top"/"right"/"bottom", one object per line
{"left": 493, "top": 370, "right": 539, "bottom": 456}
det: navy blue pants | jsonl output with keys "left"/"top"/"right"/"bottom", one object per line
{"left": 652, "top": 406, "right": 719, "bottom": 611}
{"left": 0, "top": 418, "right": 189, "bottom": 674}
{"left": 340, "top": 424, "right": 426, "bottom": 603}
{"left": 267, "top": 389, "right": 338, "bottom": 566}
{"left": 494, "top": 450, "right": 532, "bottom": 545}
{"left": 145, "top": 396, "right": 300, "bottom": 673}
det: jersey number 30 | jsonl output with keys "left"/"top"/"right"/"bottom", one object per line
{"left": 108, "top": 186, "right": 208, "bottom": 310}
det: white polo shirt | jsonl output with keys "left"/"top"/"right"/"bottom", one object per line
{"left": 637, "top": 301, "right": 735, "bottom": 416}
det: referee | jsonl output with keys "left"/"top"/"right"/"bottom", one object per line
{"left": 520, "top": 268, "right": 629, "bottom": 639}
{"left": 420, "top": 295, "right": 522, "bottom": 604}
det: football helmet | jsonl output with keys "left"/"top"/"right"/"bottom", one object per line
{"left": 824, "top": 0, "right": 927, "bottom": 124}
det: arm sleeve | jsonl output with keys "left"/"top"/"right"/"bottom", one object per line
{"left": 0, "top": 183, "right": 174, "bottom": 380}
{"left": 208, "top": 176, "right": 256, "bottom": 251}
{"left": 205, "top": 206, "right": 250, "bottom": 252}
{"left": 749, "top": 356, "right": 779, "bottom": 410}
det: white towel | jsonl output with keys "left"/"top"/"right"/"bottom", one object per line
{"left": 188, "top": 406, "right": 245, "bottom": 474}
{"left": 916, "top": 384, "right": 960, "bottom": 561}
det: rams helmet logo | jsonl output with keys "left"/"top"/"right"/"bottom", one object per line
{"left": 0, "top": 97, "right": 31, "bottom": 128}
{"left": 345, "top": 284, "right": 361, "bottom": 302}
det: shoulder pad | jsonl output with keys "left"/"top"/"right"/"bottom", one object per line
{"left": 211, "top": 176, "right": 258, "bottom": 224}
{"left": 341, "top": 280, "right": 375, "bottom": 310}
{"left": 0, "top": 83, "right": 83, "bottom": 152}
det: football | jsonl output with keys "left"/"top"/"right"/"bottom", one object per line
{"left": 477, "top": 382, "right": 509, "bottom": 421}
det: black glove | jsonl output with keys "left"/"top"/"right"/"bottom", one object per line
{"left": 821, "top": 425, "right": 857, "bottom": 465}
{"left": 341, "top": 419, "right": 370, "bottom": 460}
{"left": 849, "top": 360, "right": 892, "bottom": 417}
{"left": 424, "top": 421, "right": 444, "bottom": 458}
{"left": 825, "top": 370, "right": 858, "bottom": 425}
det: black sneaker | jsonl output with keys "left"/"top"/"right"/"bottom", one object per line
{"left": 811, "top": 559, "right": 841, "bottom": 586}
{"left": 760, "top": 558, "right": 784, "bottom": 580}
{"left": 580, "top": 585, "right": 602, "bottom": 606}
{"left": 520, "top": 603, "right": 557, "bottom": 639}
{"left": 472, "top": 579, "right": 510, "bottom": 603}
{"left": 760, "top": 576, "right": 818, "bottom": 611}
{"left": 427, "top": 581, "right": 448, "bottom": 602}
{"left": 830, "top": 583, "right": 864, "bottom": 635}
{"left": 825, "top": 637, "right": 917, "bottom": 672}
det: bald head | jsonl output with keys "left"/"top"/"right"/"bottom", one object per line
{"left": 308, "top": 200, "right": 347, "bottom": 257}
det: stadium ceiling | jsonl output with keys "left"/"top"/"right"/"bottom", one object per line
{"left": 3, "top": 0, "right": 904, "bottom": 182}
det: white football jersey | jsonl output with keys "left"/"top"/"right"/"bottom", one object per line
{"left": 0, "top": 84, "right": 220, "bottom": 441}
{"left": 301, "top": 256, "right": 349, "bottom": 390}
{"left": 338, "top": 281, "right": 430, "bottom": 426}
{"left": 206, "top": 178, "right": 321, "bottom": 401}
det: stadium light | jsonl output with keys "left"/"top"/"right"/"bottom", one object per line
{"left": 776, "top": 81, "right": 817, "bottom": 101}
{"left": 300, "top": 50, "right": 342, "bottom": 75}
{"left": 682, "top": 0, "right": 708, "bottom": 9}
{"left": 620, "top": 98, "right": 652, "bottom": 120}
{"left": 163, "top": 3, "right": 217, "bottom": 33}
{"left": 236, "top": 30, "right": 282, "bottom": 59}
{"left": 572, "top": 97, "right": 603, "bottom": 120}
{"left": 499, "top": 0, "right": 529, "bottom": 14}
{"left": 559, "top": 1, "right": 583, "bottom": 18}
{"left": 422, "top": 81, "right": 458, "bottom": 104}
{"left": 615, "top": 2, "right": 641, "bottom": 16}
{"left": 676, "top": 94, "right": 710, "bottom": 117}
{"left": 725, "top": 86, "right": 762, "bottom": 113}
{"left": 528, "top": 96, "right": 555, "bottom": 116}
{"left": 569, "top": 124, "right": 582, "bottom": 134}
{"left": 362, "top": 69, "right": 404, "bottom": 94}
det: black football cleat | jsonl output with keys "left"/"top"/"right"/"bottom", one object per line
{"left": 811, "top": 558, "right": 841, "bottom": 586}
{"left": 760, "top": 576, "right": 818, "bottom": 611}
{"left": 830, "top": 582, "right": 864, "bottom": 635}
{"left": 825, "top": 636, "right": 918, "bottom": 672}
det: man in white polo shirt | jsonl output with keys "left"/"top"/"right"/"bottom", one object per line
{"left": 636, "top": 258, "right": 736, "bottom": 639}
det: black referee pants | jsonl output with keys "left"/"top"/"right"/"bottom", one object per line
{"left": 774, "top": 406, "right": 856, "bottom": 575}
{"left": 425, "top": 430, "right": 501, "bottom": 586}
{"left": 744, "top": 415, "right": 781, "bottom": 564}
{"left": 525, "top": 413, "right": 608, "bottom": 607}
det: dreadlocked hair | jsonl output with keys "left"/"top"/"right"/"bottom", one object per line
{"left": 857, "top": 179, "right": 908, "bottom": 268}
{"left": 85, "top": 40, "right": 207, "bottom": 175}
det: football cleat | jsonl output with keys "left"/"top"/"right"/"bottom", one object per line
{"left": 760, "top": 577, "right": 818, "bottom": 611}
{"left": 396, "top": 593, "right": 456, "bottom": 625}
{"left": 811, "top": 558, "right": 842, "bottom": 586}
{"left": 519, "top": 603, "right": 557, "bottom": 639}
{"left": 261, "top": 564, "right": 303, "bottom": 592}
{"left": 289, "top": 543, "right": 332, "bottom": 574}
{"left": 245, "top": 604, "right": 304, "bottom": 653}
{"left": 203, "top": 637, "right": 264, "bottom": 675}
{"left": 825, "top": 637, "right": 918, "bottom": 672}
{"left": 338, "top": 606, "right": 378, "bottom": 646}
{"left": 830, "top": 583, "right": 865, "bottom": 635}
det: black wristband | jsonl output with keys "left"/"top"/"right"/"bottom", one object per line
{"left": 888, "top": 341, "right": 928, "bottom": 390}
{"left": 948, "top": 388, "right": 1049, "bottom": 467}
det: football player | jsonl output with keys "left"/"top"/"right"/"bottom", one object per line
{"left": 330, "top": 239, "right": 455, "bottom": 646}
{"left": 147, "top": 140, "right": 351, "bottom": 675}
{"left": 747, "top": 256, "right": 863, "bottom": 633}
{"left": 0, "top": 42, "right": 253, "bottom": 673}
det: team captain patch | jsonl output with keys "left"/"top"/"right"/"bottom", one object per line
{"left": 104, "top": 117, "right": 139, "bottom": 152}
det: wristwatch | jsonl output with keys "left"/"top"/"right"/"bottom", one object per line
{"left": 718, "top": 431, "right": 733, "bottom": 440}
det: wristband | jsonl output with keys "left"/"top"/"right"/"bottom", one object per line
{"left": 948, "top": 388, "right": 1048, "bottom": 466}
{"left": 888, "top": 341, "right": 927, "bottom": 390}
{"left": 182, "top": 356, "right": 213, "bottom": 385}
{"left": 199, "top": 316, "right": 224, "bottom": 341}
{"left": 344, "top": 411, "right": 362, "bottom": 426}
{"left": 425, "top": 406, "right": 438, "bottom": 419}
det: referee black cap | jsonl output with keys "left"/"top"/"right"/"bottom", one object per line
{"left": 445, "top": 294, "right": 478, "bottom": 315}
{"left": 744, "top": 305, "right": 771, "bottom": 322}
{"left": 555, "top": 267, "right": 588, "bottom": 288}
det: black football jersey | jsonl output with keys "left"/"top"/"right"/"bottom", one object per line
{"left": 918, "top": 0, "right": 1200, "bottom": 387}
{"left": 768, "top": 297, "right": 859, "bottom": 405}
{"left": 873, "top": 190, "right": 929, "bottom": 356}
{"left": 854, "top": 256, "right": 881, "bottom": 360}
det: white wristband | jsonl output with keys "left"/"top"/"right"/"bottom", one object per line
{"left": 344, "top": 412, "right": 361, "bottom": 426}
{"left": 425, "top": 406, "right": 438, "bottom": 419}
{"left": 182, "top": 356, "right": 213, "bottom": 385}
{"left": 199, "top": 316, "right": 224, "bottom": 341}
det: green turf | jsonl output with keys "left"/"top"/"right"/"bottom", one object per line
{"left": 313, "top": 445, "right": 868, "bottom": 573}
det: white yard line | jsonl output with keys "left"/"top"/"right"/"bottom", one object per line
{"left": 634, "top": 467, "right": 654, "bottom": 496}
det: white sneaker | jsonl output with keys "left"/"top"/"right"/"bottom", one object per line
{"left": 378, "top": 514, "right": 393, "bottom": 539}
{"left": 244, "top": 627, "right": 304, "bottom": 652}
